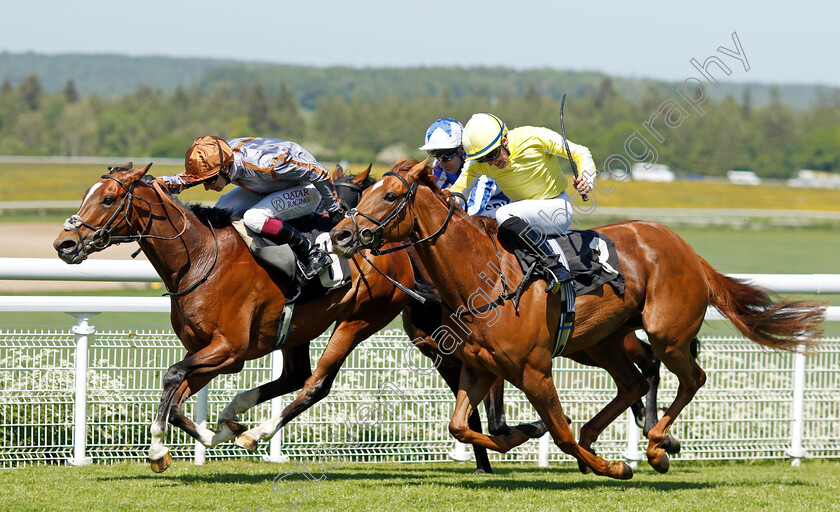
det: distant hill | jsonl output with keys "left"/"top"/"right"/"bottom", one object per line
{"left": 1, "top": 52, "right": 838, "bottom": 110}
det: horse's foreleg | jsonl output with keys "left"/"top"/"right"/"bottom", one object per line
{"left": 149, "top": 360, "right": 188, "bottom": 473}
{"left": 448, "top": 365, "right": 541, "bottom": 454}
{"left": 430, "top": 355, "right": 494, "bottom": 474}
{"left": 149, "top": 342, "right": 238, "bottom": 472}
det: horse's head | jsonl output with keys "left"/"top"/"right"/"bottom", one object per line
{"left": 53, "top": 162, "right": 154, "bottom": 264}
{"left": 333, "top": 164, "right": 374, "bottom": 212}
{"left": 331, "top": 158, "right": 442, "bottom": 257}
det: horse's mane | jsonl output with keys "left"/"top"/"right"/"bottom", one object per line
{"left": 141, "top": 174, "right": 235, "bottom": 228}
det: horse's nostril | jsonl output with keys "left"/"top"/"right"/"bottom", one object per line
{"left": 58, "top": 240, "right": 77, "bottom": 252}
{"left": 334, "top": 230, "right": 350, "bottom": 243}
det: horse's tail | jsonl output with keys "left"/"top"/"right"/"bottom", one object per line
{"left": 700, "top": 257, "right": 826, "bottom": 351}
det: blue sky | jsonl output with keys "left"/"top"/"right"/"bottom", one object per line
{"left": 4, "top": 0, "right": 838, "bottom": 86}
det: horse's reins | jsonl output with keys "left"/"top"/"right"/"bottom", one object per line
{"left": 344, "top": 170, "right": 528, "bottom": 315}
{"left": 63, "top": 173, "right": 219, "bottom": 297}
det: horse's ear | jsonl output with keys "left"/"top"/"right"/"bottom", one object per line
{"left": 107, "top": 162, "right": 133, "bottom": 174}
{"left": 126, "top": 163, "right": 152, "bottom": 182}
{"left": 331, "top": 164, "right": 344, "bottom": 180}
{"left": 352, "top": 164, "right": 372, "bottom": 185}
{"left": 406, "top": 159, "right": 431, "bottom": 181}
{"left": 394, "top": 157, "right": 406, "bottom": 166}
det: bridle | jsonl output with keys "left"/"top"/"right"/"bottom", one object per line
{"left": 333, "top": 177, "right": 366, "bottom": 213}
{"left": 62, "top": 172, "right": 219, "bottom": 297}
{"left": 343, "top": 171, "right": 455, "bottom": 256}
{"left": 341, "top": 170, "right": 524, "bottom": 314}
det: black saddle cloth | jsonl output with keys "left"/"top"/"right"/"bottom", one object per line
{"left": 503, "top": 229, "right": 625, "bottom": 297}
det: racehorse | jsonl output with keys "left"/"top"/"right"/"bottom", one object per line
{"left": 330, "top": 159, "right": 826, "bottom": 478}
{"left": 52, "top": 163, "right": 422, "bottom": 473}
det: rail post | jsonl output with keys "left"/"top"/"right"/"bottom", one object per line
{"left": 787, "top": 343, "right": 808, "bottom": 466}
{"left": 194, "top": 387, "right": 209, "bottom": 465}
{"left": 69, "top": 313, "right": 95, "bottom": 466}
{"left": 537, "top": 433, "right": 550, "bottom": 467}
{"left": 624, "top": 409, "right": 643, "bottom": 468}
{"left": 264, "top": 349, "right": 289, "bottom": 463}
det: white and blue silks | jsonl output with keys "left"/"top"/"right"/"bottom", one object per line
{"left": 432, "top": 162, "right": 509, "bottom": 219}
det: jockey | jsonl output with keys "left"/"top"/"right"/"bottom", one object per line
{"left": 156, "top": 135, "right": 339, "bottom": 280}
{"left": 419, "top": 118, "right": 509, "bottom": 218}
{"left": 451, "top": 113, "right": 597, "bottom": 293}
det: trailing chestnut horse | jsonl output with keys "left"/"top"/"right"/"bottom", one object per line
{"left": 52, "top": 163, "right": 426, "bottom": 473}
{"left": 330, "top": 159, "right": 826, "bottom": 478}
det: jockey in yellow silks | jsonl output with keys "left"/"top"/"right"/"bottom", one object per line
{"left": 450, "top": 113, "right": 596, "bottom": 293}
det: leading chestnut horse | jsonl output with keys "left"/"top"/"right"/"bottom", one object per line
{"left": 331, "top": 159, "right": 826, "bottom": 479}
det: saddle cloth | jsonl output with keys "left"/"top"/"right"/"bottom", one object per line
{"left": 506, "top": 229, "right": 624, "bottom": 298}
{"left": 231, "top": 215, "right": 352, "bottom": 305}
{"left": 551, "top": 229, "right": 625, "bottom": 297}
{"left": 504, "top": 229, "right": 623, "bottom": 357}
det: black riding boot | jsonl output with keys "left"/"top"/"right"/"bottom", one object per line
{"left": 270, "top": 222, "right": 333, "bottom": 281}
{"left": 498, "top": 216, "right": 573, "bottom": 294}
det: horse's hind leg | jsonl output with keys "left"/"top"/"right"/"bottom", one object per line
{"left": 645, "top": 319, "right": 706, "bottom": 473}
{"left": 518, "top": 365, "right": 633, "bottom": 480}
{"left": 235, "top": 317, "right": 386, "bottom": 451}
{"left": 215, "top": 343, "right": 312, "bottom": 439}
{"left": 575, "top": 333, "right": 648, "bottom": 474}
{"left": 448, "top": 365, "right": 543, "bottom": 454}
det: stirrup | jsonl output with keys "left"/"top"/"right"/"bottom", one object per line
{"left": 300, "top": 250, "right": 332, "bottom": 281}
{"left": 545, "top": 267, "right": 573, "bottom": 294}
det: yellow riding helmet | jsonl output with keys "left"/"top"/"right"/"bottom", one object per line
{"left": 462, "top": 113, "right": 507, "bottom": 161}
{"left": 182, "top": 136, "right": 233, "bottom": 183}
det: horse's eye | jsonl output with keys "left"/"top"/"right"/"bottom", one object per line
{"left": 383, "top": 192, "right": 398, "bottom": 202}
{"left": 102, "top": 195, "right": 115, "bottom": 206}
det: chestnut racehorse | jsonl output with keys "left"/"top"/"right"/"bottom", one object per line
{"left": 52, "top": 163, "right": 426, "bottom": 473}
{"left": 331, "top": 159, "right": 826, "bottom": 479}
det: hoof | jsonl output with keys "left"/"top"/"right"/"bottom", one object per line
{"left": 650, "top": 452, "right": 670, "bottom": 474}
{"left": 515, "top": 421, "right": 547, "bottom": 439}
{"left": 149, "top": 451, "right": 172, "bottom": 473}
{"left": 474, "top": 468, "right": 487, "bottom": 474}
{"left": 234, "top": 432, "right": 259, "bottom": 452}
{"left": 663, "top": 434, "right": 681, "bottom": 455}
{"left": 616, "top": 461, "right": 634, "bottom": 480}
{"left": 220, "top": 420, "right": 248, "bottom": 436}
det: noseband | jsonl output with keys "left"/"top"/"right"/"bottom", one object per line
{"left": 344, "top": 171, "right": 455, "bottom": 256}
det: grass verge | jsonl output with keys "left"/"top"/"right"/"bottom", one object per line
{"left": 0, "top": 460, "right": 837, "bottom": 512}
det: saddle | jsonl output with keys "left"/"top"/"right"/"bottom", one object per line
{"left": 231, "top": 214, "right": 352, "bottom": 305}
{"left": 503, "top": 229, "right": 625, "bottom": 298}
{"left": 499, "top": 228, "right": 624, "bottom": 358}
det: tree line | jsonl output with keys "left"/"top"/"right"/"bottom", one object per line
{"left": 1, "top": 73, "right": 838, "bottom": 179}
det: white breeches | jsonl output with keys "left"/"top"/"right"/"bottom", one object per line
{"left": 216, "top": 184, "right": 322, "bottom": 232}
{"left": 494, "top": 191, "right": 573, "bottom": 236}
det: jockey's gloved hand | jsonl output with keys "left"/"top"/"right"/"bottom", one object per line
{"left": 451, "top": 193, "right": 466, "bottom": 209}
{"left": 329, "top": 203, "right": 348, "bottom": 224}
